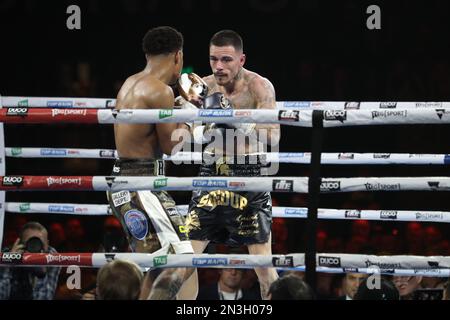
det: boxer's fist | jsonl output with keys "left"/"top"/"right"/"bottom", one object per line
{"left": 177, "top": 73, "right": 208, "bottom": 107}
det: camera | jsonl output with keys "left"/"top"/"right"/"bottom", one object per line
{"left": 23, "top": 236, "right": 45, "bottom": 253}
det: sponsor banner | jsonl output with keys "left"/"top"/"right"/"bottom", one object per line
{"left": 192, "top": 179, "right": 227, "bottom": 188}
{"left": 198, "top": 109, "right": 233, "bottom": 117}
{"left": 272, "top": 179, "right": 293, "bottom": 192}
{"left": 272, "top": 256, "right": 294, "bottom": 267}
{"left": 51, "top": 109, "right": 86, "bottom": 117}
{"left": 324, "top": 110, "right": 347, "bottom": 122}
{"left": 318, "top": 256, "right": 341, "bottom": 267}
{"left": 364, "top": 183, "right": 400, "bottom": 191}
{"left": 159, "top": 110, "right": 173, "bottom": 119}
{"left": 2, "top": 176, "right": 24, "bottom": 187}
{"left": 192, "top": 258, "right": 228, "bottom": 266}
{"left": 371, "top": 110, "right": 407, "bottom": 119}
{"left": 99, "top": 150, "right": 115, "bottom": 158}
{"left": 47, "top": 101, "right": 74, "bottom": 108}
{"left": 380, "top": 211, "right": 398, "bottom": 220}
{"left": 1, "top": 252, "right": 23, "bottom": 264}
{"left": 21, "top": 253, "right": 92, "bottom": 266}
{"left": 153, "top": 255, "right": 168, "bottom": 267}
{"left": 47, "top": 177, "right": 82, "bottom": 187}
{"left": 111, "top": 191, "right": 131, "bottom": 207}
{"left": 320, "top": 180, "right": 341, "bottom": 192}
{"left": 278, "top": 110, "right": 299, "bottom": 122}
{"left": 345, "top": 210, "right": 361, "bottom": 219}
{"left": 282, "top": 101, "right": 311, "bottom": 108}
{"left": 41, "top": 149, "right": 67, "bottom": 156}
{"left": 48, "top": 205, "right": 75, "bottom": 213}
{"left": 415, "top": 212, "right": 444, "bottom": 221}
{"left": 6, "top": 108, "right": 28, "bottom": 116}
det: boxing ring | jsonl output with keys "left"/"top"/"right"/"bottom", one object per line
{"left": 1, "top": 96, "right": 450, "bottom": 288}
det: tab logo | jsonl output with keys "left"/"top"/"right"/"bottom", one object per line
{"left": 159, "top": 110, "right": 173, "bottom": 119}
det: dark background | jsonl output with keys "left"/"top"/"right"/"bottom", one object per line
{"left": 1, "top": 0, "right": 449, "bottom": 258}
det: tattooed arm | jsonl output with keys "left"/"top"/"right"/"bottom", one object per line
{"left": 250, "top": 77, "right": 280, "bottom": 146}
{"left": 147, "top": 268, "right": 185, "bottom": 300}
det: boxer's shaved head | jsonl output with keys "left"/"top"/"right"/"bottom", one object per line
{"left": 142, "top": 26, "right": 183, "bottom": 56}
{"left": 210, "top": 30, "right": 243, "bottom": 52}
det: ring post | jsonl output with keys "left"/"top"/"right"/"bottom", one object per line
{"left": 305, "top": 110, "right": 324, "bottom": 291}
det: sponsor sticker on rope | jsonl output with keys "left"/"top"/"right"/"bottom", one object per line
{"left": 159, "top": 110, "right": 173, "bottom": 119}
{"left": 99, "top": 150, "right": 115, "bottom": 158}
{"left": 283, "top": 101, "right": 310, "bottom": 108}
{"left": 192, "top": 258, "right": 228, "bottom": 266}
{"left": 272, "top": 256, "right": 294, "bottom": 267}
{"left": 10, "top": 148, "right": 23, "bottom": 156}
{"left": 2, "top": 176, "right": 24, "bottom": 186}
{"left": 192, "top": 179, "right": 227, "bottom": 188}
{"left": 318, "top": 256, "right": 341, "bottom": 267}
{"left": 6, "top": 108, "right": 28, "bottom": 116}
{"left": 380, "top": 211, "right": 398, "bottom": 219}
{"left": 324, "top": 110, "right": 347, "bottom": 122}
{"left": 198, "top": 109, "right": 233, "bottom": 117}
{"left": 124, "top": 209, "right": 149, "bottom": 240}
{"left": 345, "top": 210, "right": 361, "bottom": 218}
{"left": 272, "top": 179, "right": 293, "bottom": 192}
{"left": 48, "top": 205, "right": 75, "bottom": 213}
{"left": 20, "top": 203, "right": 31, "bottom": 212}
{"left": 47, "top": 101, "right": 74, "bottom": 107}
{"left": 153, "top": 255, "right": 168, "bottom": 267}
{"left": 1, "top": 252, "right": 23, "bottom": 264}
{"left": 278, "top": 110, "right": 299, "bottom": 122}
{"left": 320, "top": 180, "right": 341, "bottom": 192}
{"left": 154, "top": 178, "right": 168, "bottom": 189}
{"left": 41, "top": 149, "right": 67, "bottom": 156}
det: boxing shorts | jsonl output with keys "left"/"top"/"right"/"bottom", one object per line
{"left": 187, "top": 154, "right": 272, "bottom": 245}
{"left": 106, "top": 159, "right": 193, "bottom": 255}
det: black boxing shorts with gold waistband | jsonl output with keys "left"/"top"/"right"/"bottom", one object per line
{"left": 106, "top": 158, "right": 193, "bottom": 254}
{"left": 186, "top": 155, "right": 272, "bottom": 245}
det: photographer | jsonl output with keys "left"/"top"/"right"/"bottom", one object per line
{"left": 0, "top": 222, "right": 61, "bottom": 300}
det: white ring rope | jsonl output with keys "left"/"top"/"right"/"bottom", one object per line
{"left": 3, "top": 96, "right": 450, "bottom": 110}
{"left": 1, "top": 252, "right": 449, "bottom": 273}
{"left": 6, "top": 202, "right": 450, "bottom": 223}
{"left": 5, "top": 148, "right": 450, "bottom": 165}
{"left": 2, "top": 108, "right": 450, "bottom": 126}
{"left": 1, "top": 176, "right": 450, "bottom": 192}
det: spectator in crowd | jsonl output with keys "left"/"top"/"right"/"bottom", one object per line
{"left": 392, "top": 275, "right": 422, "bottom": 300}
{"left": 268, "top": 274, "right": 314, "bottom": 300}
{"left": 336, "top": 273, "right": 367, "bottom": 300}
{"left": 0, "top": 222, "right": 61, "bottom": 300}
{"left": 96, "top": 260, "right": 143, "bottom": 300}
{"left": 354, "top": 277, "right": 400, "bottom": 300}
{"left": 197, "top": 268, "right": 260, "bottom": 300}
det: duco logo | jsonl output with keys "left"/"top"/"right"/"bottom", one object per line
{"left": 380, "top": 211, "right": 398, "bottom": 219}
{"left": 379, "top": 102, "right": 397, "bottom": 108}
{"left": 159, "top": 110, "right": 173, "bottom": 119}
{"left": 2, "top": 176, "right": 24, "bottom": 186}
{"left": 1, "top": 252, "right": 23, "bottom": 263}
{"left": 320, "top": 181, "right": 341, "bottom": 192}
{"left": 6, "top": 108, "right": 28, "bottom": 116}
{"left": 318, "top": 256, "right": 341, "bottom": 267}
{"left": 324, "top": 110, "right": 347, "bottom": 122}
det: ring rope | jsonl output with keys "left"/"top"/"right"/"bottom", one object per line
{"left": 2, "top": 95, "right": 450, "bottom": 110}
{"left": 5, "top": 202, "right": 450, "bottom": 223}
{"left": 1, "top": 252, "right": 449, "bottom": 272}
{"left": 5, "top": 148, "right": 450, "bottom": 165}
{"left": 1, "top": 108, "right": 450, "bottom": 126}
{"left": 1, "top": 176, "right": 450, "bottom": 193}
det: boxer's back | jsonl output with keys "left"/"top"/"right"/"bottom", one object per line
{"left": 114, "top": 72, "right": 164, "bottom": 159}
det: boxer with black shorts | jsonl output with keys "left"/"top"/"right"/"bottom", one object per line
{"left": 179, "top": 30, "right": 281, "bottom": 300}
{"left": 106, "top": 26, "right": 199, "bottom": 300}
